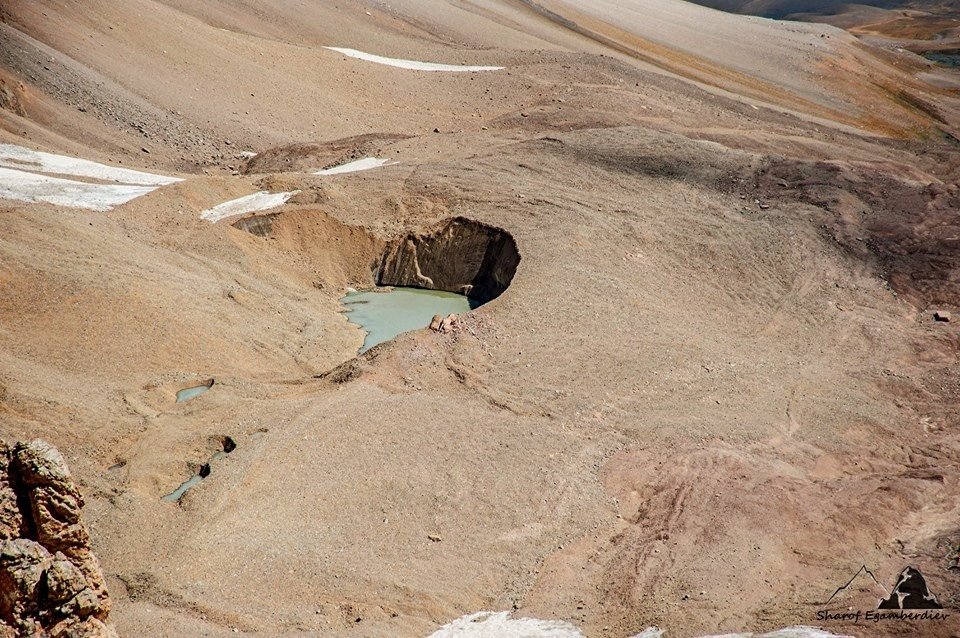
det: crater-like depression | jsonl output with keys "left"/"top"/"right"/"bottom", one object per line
{"left": 233, "top": 214, "right": 520, "bottom": 353}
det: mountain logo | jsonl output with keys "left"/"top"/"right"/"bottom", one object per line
{"left": 877, "top": 567, "right": 942, "bottom": 610}
{"left": 816, "top": 564, "right": 949, "bottom": 624}
{"left": 824, "top": 564, "right": 942, "bottom": 610}
{"left": 822, "top": 564, "right": 889, "bottom": 607}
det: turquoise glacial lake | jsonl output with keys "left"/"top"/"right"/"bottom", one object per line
{"left": 342, "top": 287, "right": 478, "bottom": 353}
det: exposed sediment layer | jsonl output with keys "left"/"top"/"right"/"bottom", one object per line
{"left": 242, "top": 134, "right": 411, "bottom": 175}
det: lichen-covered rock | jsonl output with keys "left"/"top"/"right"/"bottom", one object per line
{"left": 49, "top": 616, "right": 115, "bottom": 638}
{"left": 0, "top": 539, "right": 52, "bottom": 634}
{"left": 45, "top": 555, "right": 88, "bottom": 605}
{"left": 0, "top": 440, "right": 116, "bottom": 637}
{"left": 12, "top": 441, "right": 89, "bottom": 556}
{"left": 0, "top": 443, "right": 25, "bottom": 541}
{"left": 12, "top": 441, "right": 110, "bottom": 613}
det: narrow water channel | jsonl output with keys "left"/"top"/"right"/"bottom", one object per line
{"left": 162, "top": 438, "right": 235, "bottom": 502}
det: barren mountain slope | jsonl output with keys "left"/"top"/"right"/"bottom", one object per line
{"left": 0, "top": 0, "right": 956, "bottom": 162}
{"left": 686, "top": 1, "right": 960, "bottom": 60}
{"left": 0, "top": 1, "right": 958, "bottom": 637}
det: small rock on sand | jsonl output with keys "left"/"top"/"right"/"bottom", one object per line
{"left": 439, "top": 314, "right": 458, "bottom": 333}
{"left": 934, "top": 310, "right": 951, "bottom": 322}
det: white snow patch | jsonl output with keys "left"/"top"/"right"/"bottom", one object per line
{"left": 427, "top": 612, "right": 585, "bottom": 638}
{"left": 426, "top": 614, "right": 852, "bottom": 638}
{"left": 0, "top": 144, "right": 181, "bottom": 186}
{"left": 324, "top": 47, "right": 503, "bottom": 72}
{"left": 201, "top": 190, "right": 299, "bottom": 223}
{"left": 314, "top": 157, "right": 395, "bottom": 176}
{"left": 702, "top": 629, "right": 853, "bottom": 638}
{"left": 0, "top": 167, "right": 158, "bottom": 212}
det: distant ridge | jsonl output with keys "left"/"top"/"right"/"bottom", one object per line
{"left": 685, "top": 1, "right": 914, "bottom": 20}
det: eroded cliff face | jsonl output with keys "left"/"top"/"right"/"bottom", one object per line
{"left": 232, "top": 213, "right": 520, "bottom": 304}
{"left": 375, "top": 217, "right": 520, "bottom": 304}
{"left": 0, "top": 440, "right": 115, "bottom": 638}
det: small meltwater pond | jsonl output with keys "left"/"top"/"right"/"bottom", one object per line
{"left": 342, "top": 287, "right": 479, "bottom": 353}
{"left": 176, "top": 381, "right": 213, "bottom": 403}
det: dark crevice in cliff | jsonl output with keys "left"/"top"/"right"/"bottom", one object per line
{"left": 374, "top": 217, "right": 520, "bottom": 304}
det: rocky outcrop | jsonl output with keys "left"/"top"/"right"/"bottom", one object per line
{"left": 429, "top": 314, "right": 460, "bottom": 334}
{"left": 0, "top": 440, "right": 115, "bottom": 638}
{"left": 375, "top": 217, "right": 520, "bottom": 304}
{"left": 0, "top": 74, "right": 27, "bottom": 117}
{"left": 440, "top": 314, "right": 458, "bottom": 334}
